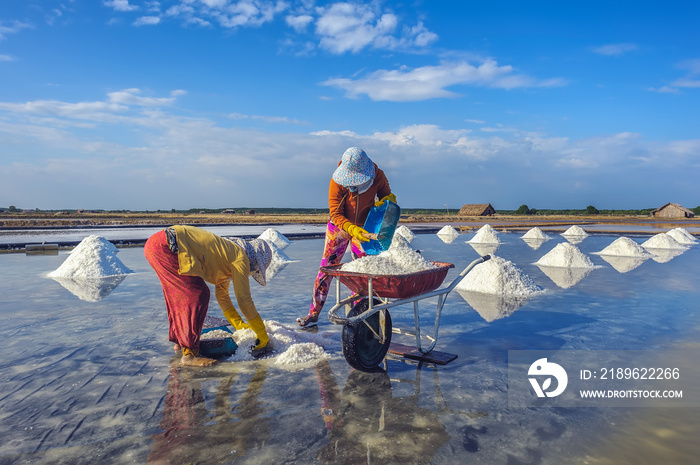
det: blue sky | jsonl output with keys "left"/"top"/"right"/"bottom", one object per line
{"left": 1, "top": 1, "right": 698, "bottom": 211}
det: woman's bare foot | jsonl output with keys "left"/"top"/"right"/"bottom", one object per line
{"left": 180, "top": 354, "right": 218, "bottom": 367}
{"left": 173, "top": 343, "right": 181, "bottom": 352}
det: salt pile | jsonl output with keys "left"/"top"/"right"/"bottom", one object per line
{"left": 535, "top": 242, "right": 595, "bottom": 268}
{"left": 468, "top": 224, "right": 500, "bottom": 244}
{"left": 641, "top": 233, "right": 686, "bottom": 250}
{"left": 48, "top": 235, "right": 133, "bottom": 278}
{"left": 258, "top": 228, "right": 291, "bottom": 250}
{"left": 522, "top": 227, "right": 550, "bottom": 240}
{"left": 593, "top": 237, "right": 652, "bottom": 258}
{"left": 341, "top": 235, "right": 436, "bottom": 275}
{"left": 215, "top": 319, "right": 341, "bottom": 368}
{"left": 437, "top": 225, "right": 460, "bottom": 244}
{"left": 666, "top": 228, "right": 697, "bottom": 245}
{"left": 394, "top": 225, "right": 416, "bottom": 242}
{"left": 561, "top": 225, "right": 588, "bottom": 237}
{"left": 437, "top": 225, "right": 459, "bottom": 237}
{"left": 455, "top": 256, "right": 543, "bottom": 296}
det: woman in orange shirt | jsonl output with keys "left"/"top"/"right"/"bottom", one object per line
{"left": 298, "top": 147, "right": 395, "bottom": 327}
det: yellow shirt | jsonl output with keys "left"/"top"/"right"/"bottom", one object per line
{"left": 172, "top": 225, "right": 259, "bottom": 321}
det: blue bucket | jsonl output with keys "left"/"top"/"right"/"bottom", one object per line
{"left": 362, "top": 201, "right": 401, "bottom": 255}
{"left": 200, "top": 326, "right": 238, "bottom": 357}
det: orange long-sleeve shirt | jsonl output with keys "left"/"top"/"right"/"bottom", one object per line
{"left": 328, "top": 163, "right": 392, "bottom": 230}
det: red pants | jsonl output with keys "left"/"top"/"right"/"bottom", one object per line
{"left": 144, "top": 230, "right": 209, "bottom": 351}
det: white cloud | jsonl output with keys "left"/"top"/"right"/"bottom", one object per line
{"left": 650, "top": 58, "right": 700, "bottom": 93}
{"left": 1, "top": 92, "right": 697, "bottom": 210}
{"left": 108, "top": 0, "right": 288, "bottom": 28}
{"left": 103, "top": 0, "right": 139, "bottom": 12}
{"left": 212, "top": 1, "right": 288, "bottom": 28}
{"left": 107, "top": 88, "right": 179, "bottom": 105}
{"left": 322, "top": 59, "right": 566, "bottom": 102}
{"left": 0, "top": 54, "right": 15, "bottom": 62}
{"left": 133, "top": 15, "right": 161, "bottom": 25}
{"left": 286, "top": 14, "right": 313, "bottom": 32}
{"left": 314, "top": 2, "right": 437, "bottom": 54}
{"left": 0, "top": 20, "right": 33, "bottom": 40}
{"left": 591, "top": 43, "right": 638, "bottom": 56}
{"left": 228, "top": 112, "right": 306, "bottom": 124}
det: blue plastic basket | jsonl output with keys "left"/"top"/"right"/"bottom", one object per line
{"left": 362, "top": 201, "right": 401, "bottom": 255}
{"left": 200, "top": 326, "right": 238, "bottom": 357}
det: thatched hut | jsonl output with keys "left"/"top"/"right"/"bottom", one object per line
{"left": 650, "top": 203, "right": 695, "bottom": 218}
{"left": 458, "top": 203, "right": 496, "bottom": 217}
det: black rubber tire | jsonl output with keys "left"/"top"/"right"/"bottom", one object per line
{"left": 341, "top": 298, "right": 392, "bottom": 372}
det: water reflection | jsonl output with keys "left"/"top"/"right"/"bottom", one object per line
{"left": 266, "top": 247, "right": 295, "bottom": 281}
{"left": 468, "top": 242, "right": 500, "bottom": 256}
{"left": 437, "top": 232, "right": 459, "bottom": 244}
{"left": 148, "top": 360, "right": 269, "bottom": 464}
{"left": 563, "top": 235, "right": 586, "bottom": 245}
{"left": 456, "top": 289, "right": 531, "bottom": 322}
{"left": 314, "top": 360, "right": 449, "bottom": 464}
{"left": 523, "top": 238, "right": 548, "bottom": 250}
{"left": 648, "top": 247, "right": 688, "bottom": 264}
{"left": 598, "top": 255, "right": 649, "bottom": 273}
{"left": 51, "top": 275, "right": 127, "bottom": 301}
{"left": 536, "top": 265, "right": 594, "bottom": 288}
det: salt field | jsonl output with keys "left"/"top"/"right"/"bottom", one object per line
{"left": 1, "top": 228, "right": 700, "bottom": 464}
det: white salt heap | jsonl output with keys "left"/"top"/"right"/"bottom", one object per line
{"left": 48, "top": 235, "right": 133, "bottom": 278}
{"left": 394, "top": 225, "right": 416, "bottom": 242}
{"left": 594, "top": 237, "right": 652, "bottom": 258}
{"left": 521, "top": 227, "right": 550, "bottom": 240}
{"left": 641, "top": 233, "right": 686, "bottom": 250}
{"left": 561, "top": 225, "right": 588, "bottom": 237}
{"left": 341, "top": 234, "right": 436, "bottom": 275}
{"left": 456, "top": 256, "right": 543, "bottom": 296}
{"left": 665, "top": 228, "right": 697, "bottom": 246}
{"left": 468, "top": 224, "right": 500, "bottom": 244}
{"left": 437, "top": 225, "right": 459, "bottom": 237}
{"left": 258, "top": 228, "right": 291, "bottom": 250}
{"left": 535, "top": 242, "right": 595, "bottom": 268}
{"left": 211, "top": 320, "right": 341, "bottom": 368}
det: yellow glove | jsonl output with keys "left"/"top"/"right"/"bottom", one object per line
{"left": 222, "top": 306, "right": 251, "bottom": 331}
{"left": 343, "top": 223, "right": 371, "bottom": 242}
{"left": 374, "top": 193, "right": 397, "bottom": 207}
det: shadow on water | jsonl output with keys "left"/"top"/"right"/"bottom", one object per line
{"left": 455, "top": 310, "right": 598, "bottom": 360}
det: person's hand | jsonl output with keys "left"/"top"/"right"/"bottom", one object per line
{"left": 374, "top": 193, "right": 397, "bottom": 207}
{"left": 346, "top": 224, "right": 372, "bottom": 242}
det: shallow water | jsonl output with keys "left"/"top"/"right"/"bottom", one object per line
{"left": 1, "top": 232, "right": 699, "bottom": 464}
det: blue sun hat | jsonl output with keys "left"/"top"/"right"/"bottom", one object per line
{"left": 332, "top": 147, "right": 375, "bottom": 187}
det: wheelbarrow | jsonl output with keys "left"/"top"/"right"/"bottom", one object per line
{"left": 323, "top": 255, "right": 490, "bottom": 372}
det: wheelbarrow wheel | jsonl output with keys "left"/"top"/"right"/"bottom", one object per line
{"left": 342, "top": 298, "right": 392, "bottom": 372}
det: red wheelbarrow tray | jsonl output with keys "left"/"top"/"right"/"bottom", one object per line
{"left": 320, "top": 261, "right": 455, "bottom": 299}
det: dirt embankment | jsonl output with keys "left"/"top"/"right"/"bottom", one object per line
{"left": 1, "top": 211, "right": 697, "bottom": 231}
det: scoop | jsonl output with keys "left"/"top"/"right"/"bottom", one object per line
{"left": 361, "top": 200, "right": 401, "bottom": 255}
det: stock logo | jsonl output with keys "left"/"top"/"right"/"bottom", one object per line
{"left": 528, "top": 358, "right": 568, "bottom": 398}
